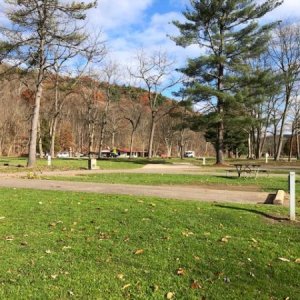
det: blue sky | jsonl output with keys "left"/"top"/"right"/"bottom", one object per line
{"left": 1, "top": 0, "right": 300, "bottom": 95}
{"left": 82, "top": 0, "right": 300, "bottom": 95}
{"left": 85, "top": 0, "right": 300, "bottom": 66}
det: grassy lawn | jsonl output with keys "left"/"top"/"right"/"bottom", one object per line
{"left": 0, "top": 188, "right": 299, "bottom": 299}
{"left": 0, "top": 157, "right": 167, "bottom": 172}
{"left": 43, "top": 173, "right": 300, "bottom": 200}
{"left": 2, "top": 156, "right": 300, "bottom": 173}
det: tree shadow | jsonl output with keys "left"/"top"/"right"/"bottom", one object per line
{"left": 214, "top": 204, "right": 289, "bottom": 221}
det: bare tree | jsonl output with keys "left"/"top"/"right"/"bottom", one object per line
{"left": 130, "top": 50, "right": 179, "bottom": 158}
{"left": 0, "top": 0, "right": 97, "bottom": 167}
{"left": 120, "top": 86, "right": 144, "bottom": 158}
{"left": 268, "top": 23, "right": 300, "bottom": 160}
{"left": 77, "top": 74, "right": 101, "bottom": 157}
{"left": 47, "top": 37, "right": 105, "bottom": 158}
{"left": 97, "top": 60, "right": 120, "bottom": 157}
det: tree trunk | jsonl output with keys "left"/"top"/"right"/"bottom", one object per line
{"left": 27, "top": 77, "right": 43, "bottom": 167}
{"left": 129, "top": 130, "right": 134, "bottom": 158}
{"left": 27, "top": 33, "right": 45, "bottom": 168}
{"left": 273, "top": 120, "right": 278, "bottom": 160}
{"left": 148, "top": 112, "right": 156, "bottom": 159}
{"left": 88, "top": 124, "right": 95, "bottom": 157}
{"left": 297, "top": 131, "right": 300, "bottom": 159}
{"left": 111, "top": 131, "right": 115, "bottom": 149}
{"left": 98, "top": 102, "right": 110, "bottom": 157}
{"left": 247, "top": 133, "right": 252, "bottom": 158}
{"left": 289, "top": 125, "right": 295, "bottom": 162}
{"left": 38, "top": 120, "right": 44, "bottom": 158}
{"left": 50, "top": 116, "right": 58, "bottom": 158}
{"left": 275, "top": 92, "right": 290, "bottom": 160}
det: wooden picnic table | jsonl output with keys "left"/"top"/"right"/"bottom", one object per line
{"left": 232, "top": 164, "right": 262, "bottom": 178}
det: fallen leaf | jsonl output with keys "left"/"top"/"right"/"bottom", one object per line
{"left": 151, "top": 284, "right": 159, "bottom": 292}
{"left": 5, "top": 236, "right": 14, "bottom": 241}
{"left": 117, "top": 274, "right": 124, "bottom": 280}
{"left": 134, "top": 249, "right": 144, "bottom": 255}
{"left": 62, "top": 246, "right": 71, "bottom": 251}
{"left": 176, "top": 268, "right": 185, "bottom": 276}
{"left": 191, "top": 280, "right": 202, "bottom": 289}
{"left": 295, "top": 258, "right": 300, "bottom": 264}
{"left": 166, "top": 292, "right": 175, "bottom": 299}
{"left": 182, "top": 231, "right": 194, "bottom": 237}
{"left": 121, "top": 283, "right": 131, "bottom": 290}
{"left": 224, "top": 277, "right": 231, "bottom": 283}
{"left": 278, "top": 257, "right": 290, "bottom": 262}
{"left": 194, "top": 256, "right": 200, "bottom": 261}
{"left": 249, "top": 272, "right": 255, "bottom": 277}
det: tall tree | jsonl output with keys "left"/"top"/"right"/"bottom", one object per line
{"left": 131, "top": 50, "right": 179, "bottom": 158}
{"left": 0, "top": 0, "right": 97, "bottom": 167}
{"left": 97, "top": 61, "right": 120, "bottom": 157}
{"left": 172, "top": 0, "right": 282, "bottom": 164}
{"left": 268, "top": 23, "right": 300, "bottom": 160}
{"left": 120, "top": 86, "right": 144, "bottom": 158}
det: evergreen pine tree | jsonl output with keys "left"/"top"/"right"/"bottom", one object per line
{"left": 172, "top": 0, "right": 282, "bottom": 164}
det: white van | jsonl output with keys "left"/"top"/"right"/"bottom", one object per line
{"left": 184, "top": 151, "right": 195, "bottom": 158}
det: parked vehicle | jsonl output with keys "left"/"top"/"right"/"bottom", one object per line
{"left": 184, "top": 151, "right": 195, "bottom": 158}
{"left": 57, "top": 151, "right": 70, "bottom": 158}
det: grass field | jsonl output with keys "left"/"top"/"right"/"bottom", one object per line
{"left": 0, "top": 157, "right": 158, "bottom": 172}
{"left": 0, "top": 188, "right": 299, "bottom": 299}
{"left": 3, "top": 156, "right": 300, "bottom": 172}
{"left": 43, "top": 173, "right": 300, "bottom": 201}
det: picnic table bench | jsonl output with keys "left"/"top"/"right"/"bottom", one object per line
{"left": 226, "top": 164, "right": 269, "bottom": 178}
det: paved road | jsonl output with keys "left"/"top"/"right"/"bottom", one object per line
{"left": 0, "top": 177, "right": 271, "bottom": 204}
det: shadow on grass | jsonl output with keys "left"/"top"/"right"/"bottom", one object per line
{"left": 215, "top": 204, "right": 289, "bottom": 221}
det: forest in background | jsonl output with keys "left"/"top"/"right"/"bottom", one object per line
{"left": 0, "top": 65, "right": 212, "bottom": 158}
{"left": 1, "top": 1, "right": 300, "bottom": 165}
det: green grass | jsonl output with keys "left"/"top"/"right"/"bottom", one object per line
{"left": 0, "top": 188, "right": 299, "bottom": 299}
{"left": 0, "top": 157, "right": 166, "bottom": 172}
{"left": 44, "top": 173, "right": 300, "bottom": 199}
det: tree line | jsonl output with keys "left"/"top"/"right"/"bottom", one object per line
{"left": 0, "top": 0, "right": 299, "bottom": 166}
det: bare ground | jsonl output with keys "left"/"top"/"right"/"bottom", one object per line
{"left": 0, "top": 164, "right": 272, "bottom": 204}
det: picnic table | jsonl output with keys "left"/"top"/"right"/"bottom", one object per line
{"left": 232, "top": 164, "right": 263, "bottom": 178}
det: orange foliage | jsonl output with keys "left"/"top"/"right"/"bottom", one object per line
{"left": 21, "top": 89, "right": 35, "bottom": 105}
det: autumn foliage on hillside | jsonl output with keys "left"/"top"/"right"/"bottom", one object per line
{"left": 0, "top": 69, "right": 211, "bottom": 157}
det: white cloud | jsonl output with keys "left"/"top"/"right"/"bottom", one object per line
{"left": 263, "top": 0, "right": 300, "bottom": 22}
{"left": 85, "top": 0, "right": 154, "bottom": 31}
